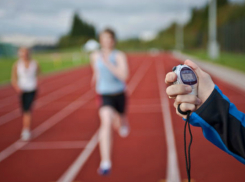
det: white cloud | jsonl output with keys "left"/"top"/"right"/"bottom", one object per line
{"left": 0, "top": 9, "right": 6, "bottom": 18}
{"left": 0, "top": 0, "right": 241, "bottom": 40}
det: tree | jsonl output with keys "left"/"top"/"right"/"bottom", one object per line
{"left": 217, "top": 0, "right": 228, "bottom": 7}
{"left": 69, "top": 13, "right": 96, "bottom": 38}
{"left": 59, "top": 12, "right": 96, "bottom": 47}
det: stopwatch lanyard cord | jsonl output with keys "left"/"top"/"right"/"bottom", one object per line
{"left": 184, "top": 111, "right": 192, "bottom": 182}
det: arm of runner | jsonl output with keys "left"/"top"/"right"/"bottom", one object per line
{"left": 11, "top": 62, "right": 21, "bottom": 93}
{"left": 35, "top": 61, "right": 42, "bottom": 85}
{"left": 102, "top": 51, "right": 129, "bottom": 81}
{"left": 165, "top": 60, "right": 245, "bottom": 164}
{"left": 90, "top": 52, "right": 98, "bottom": 87}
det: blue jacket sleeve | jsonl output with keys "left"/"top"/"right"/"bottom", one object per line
{"left": 187, "top": 85, "right": 245, "bottom": 164}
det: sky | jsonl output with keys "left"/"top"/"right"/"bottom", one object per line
{"left": 0, "top": 0, "right": 244, "bottom": 40}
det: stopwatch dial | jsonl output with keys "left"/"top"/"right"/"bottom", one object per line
{"left": 180, "top": 67, "right": 197, "bottom": 85}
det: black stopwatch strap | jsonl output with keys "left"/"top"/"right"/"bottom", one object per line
{"left": 178, "top": 104, "right": 189, "bottom": 115}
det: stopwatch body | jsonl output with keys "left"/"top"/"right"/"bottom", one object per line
{"left": 172, "top": 65, "right": 198, "bottom": 96}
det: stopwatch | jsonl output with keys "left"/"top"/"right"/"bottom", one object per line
{"left": 172, "top": 65, "right": 198, "bottom": 96}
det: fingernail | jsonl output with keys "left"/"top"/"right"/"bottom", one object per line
{"left": 185, "top": 86, "right": 192, "bottom": 92}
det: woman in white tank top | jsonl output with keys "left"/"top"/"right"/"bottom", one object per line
{"left": 17, "top": 59, "right": 38, "bottom": 92}
{"left": 11, "top": 47, "right": 41, "bottom": 141}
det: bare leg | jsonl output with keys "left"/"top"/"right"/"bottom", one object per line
{"left": 118, "top": 114, "right": 130, "bottom": 137}
{"left": 22, "top": 111, "right": 31, "bottom": 131}
{"left": 120, "top": 114, "right": 128, "bottom": 127}
{"left": 21, "top": 111, "right": 32, "bottom": 141}
{"left": 99, "top": 106, "right": 114, "bottom": 168}
{"left": 112, "top": 113, "right": 120, "bottom": 131}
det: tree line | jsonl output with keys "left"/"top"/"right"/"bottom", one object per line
{"left": 118, "top": 0, "right": 245, "bottom": 53}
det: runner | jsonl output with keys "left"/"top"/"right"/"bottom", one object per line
{"left": 11, "top": 47, "right": 41, "bottom": 141}
{"left": 90, "top": 28, "right": 130, "bottom": 175}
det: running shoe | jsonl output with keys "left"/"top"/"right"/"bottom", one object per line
{"left": 119, "top": 125, "right": 130, "bottom": 138}
{"left": 97, "top": 167, "right": 111, "bottom": 176}
{"left": 21, "top": 129, "right": 31, "bottom": 141}
{"left": 98, "top": 161, "right": 111, "bottom": 176}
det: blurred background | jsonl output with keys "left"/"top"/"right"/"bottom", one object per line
{"left": 1, "top": 1, "right": 245, "bottom": 182}
{"left": 0, "top": 0, "right": 245, "bottom": 84}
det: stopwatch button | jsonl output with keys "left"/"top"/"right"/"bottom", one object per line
{"left": 172, "top": 66, "right": 176, "bottom": 71}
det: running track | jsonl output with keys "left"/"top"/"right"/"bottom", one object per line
{"left": 0, "top": 53, "right": 244, "bottom": 182}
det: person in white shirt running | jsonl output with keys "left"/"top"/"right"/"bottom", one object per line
{"left": 11, "top": 47, "right": 41, "bottom": 141}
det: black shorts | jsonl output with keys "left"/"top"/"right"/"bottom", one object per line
{"left": 99, "top": 92, "right": 126, "bottom": 114}
{"left": 20, "top": 90, "right": 37, "bottom": 112}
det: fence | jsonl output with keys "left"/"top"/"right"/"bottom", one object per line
{"left": 219, "top": 18, "right": 245, "bottom": 53}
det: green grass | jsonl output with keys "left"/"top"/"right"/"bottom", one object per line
{"left": 184, "top": 50, "right": 245, "bottom": 73}
{"left": 0, "top": 58, "right": 16, "bottom": 84}
{"left": 0, "top": 48, "right": 89, "bottom": 84}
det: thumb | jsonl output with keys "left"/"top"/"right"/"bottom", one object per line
{"left": 184, "top": 59, "right": 203, "bottom": 76}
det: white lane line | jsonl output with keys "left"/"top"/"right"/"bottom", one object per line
{"left": 57, "top": 132, "right": 99, "bottom": 182}
{"left": 0, "top": 76, "right": 90, "bottom": 126}
{"left": 127, "top": 59, "right": 152, "bottom": 95}
{"left": 39, "top": 70, "right": 83, "bottom": 93}
{"left": 21, "top": 141, "right": 89, "bottom": 150}
{"left": 0, "top": 82, "right": 82, "bottom": 125}
{"left": 0, "top": 76, "right": 84, "bottom": 110}
{"left": 34, "top": 76, "right": 90, "bottom": 108}
{"left": 0, "top": 95, "right": 17, "bottom": 108}
{"left": 156, "top": 60, "right": 181, "bottom": 182}
{"left": 0, "top": 89, "right": 94, "bottom": 163}
{"left": 72, "top": 104, "right": 161, "bottom": 113}
{"left": 37, "top": 102, "right": 161, "bottom": 111}
{"left": 57, "top": 59, "right": 152, "bottom": 182}
{"left": 0, "top": 69, "right": 84, "bottom": 107}
{"left": 129, "top": 104, "right": 161, "bottom": 113}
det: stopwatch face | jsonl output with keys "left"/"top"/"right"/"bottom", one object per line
{"left": 180, "top": 67, "right": 197, "bottom": 85}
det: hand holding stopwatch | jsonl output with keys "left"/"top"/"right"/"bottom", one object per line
{"left": 173, "top": 64, "right": 198, "bottom": 115}
{"left": 172, "top": 64, "right": 198, "bottom": 96}
{"left": 172, "top": 64, "right": 198, "bottom": 182}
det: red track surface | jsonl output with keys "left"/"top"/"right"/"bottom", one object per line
{"left": 0, "top": 53, "right": 244, "bottom": 182}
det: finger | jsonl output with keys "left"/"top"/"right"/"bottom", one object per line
{"left": 165, "top": 72, "right": 177, "bottom": 85}
{"left": 166, "top": 84, "right": 192, "bottom": 97}
{"left": 174, "top": 102, "right": 196, "bottom": 113}
{"left": 175, "top": 107, "right": 190, "bottom": 119}
{"left": 175, "top": 95, "right": 202, "bottom": 105}
{"left": 184, "top": 59, "right": 203, "bottom": 76}
{"left": 173, "top": 103, "right": 192, "bottom": 118}
{"left": 168, "top": 95, "right": 176, "bottom": 99}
